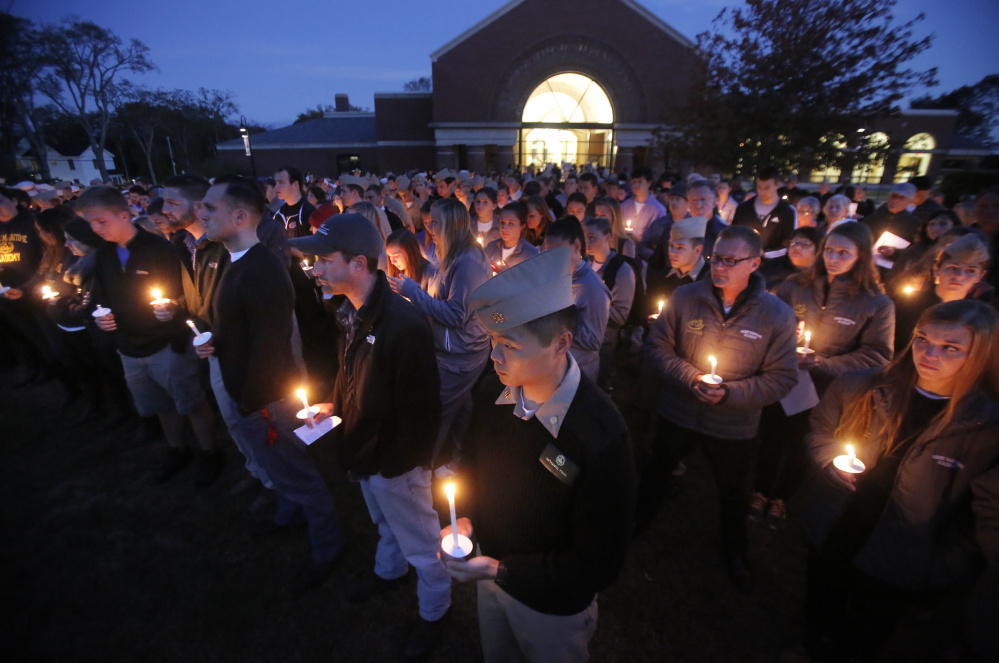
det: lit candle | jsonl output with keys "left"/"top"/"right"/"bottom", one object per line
{"left": 709, "top": 356, "right": 717, "bottom": 380}
{"left": 658, "top": 300, "right": 665, "bottom": 315}
{"left": 833, "top": 443, "right": 867, "bottom": 474}
{"left": 92, "top": 304, "right": 111, "bottom": 318}
{"left": 41, "top": 285, "right": 55, "bottom": 300}
{"left": 803, "top": 331, "right": 811, "bottom": 351}
{"left": 301, "top": 258, "right": 312, "bottom": 272}
{"left": 903, "top": 285, "right": 915, "bottom": 295}
{"left": 445, "top": 482, "right": 459, "bottom": 551}
{"left": 296, "top": 387, "right": 315, "bottom": 426}
{"left": 150, "top": 288, "right": 170, "bottom": 306}
{"left": 476, "top": 236, "right": 484, "bottom": 246}
{"left": 185, "top": 319, "right": 200, "bottom": 335}
{"left": 626, "top": 218, "right": 633, "bottom": 231}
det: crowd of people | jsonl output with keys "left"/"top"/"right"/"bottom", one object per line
{"left": 1, "top": 163, "right": 998, "bottom": 662}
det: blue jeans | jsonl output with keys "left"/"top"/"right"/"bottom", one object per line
{"left": 234, "top": 396, "right": 343, "bottom": 562}
{"left": 208, "top": 356, "right": 272, "bottom": 489}
{"left": 359, "top": 468, "right": 451, "bottom": 620}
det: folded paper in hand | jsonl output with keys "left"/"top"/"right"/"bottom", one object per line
{"left": 294, "top": 416, "right": 341, "bottom": 445}
{"left": 873, "top": 232, "right": 910, "bottom": 270}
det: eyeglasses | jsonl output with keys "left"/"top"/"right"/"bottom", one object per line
{"left": 710, "top": 254, "right": 755, "bottom": 267}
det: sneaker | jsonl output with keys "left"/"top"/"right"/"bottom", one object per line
{"left": 193, "top": 450, "right": 224, "bottom": 488}
{"left": 765, "top": 499, "right": 787, "bottom": 531}
{"left": 155, "top": 447, "right": 192, "bottom": 483}
{"left": 403, "top": 610, "right": 448, "bottom": 662}
{"left": 345, "top": 570, "right": 410, "bottom": 603}
{"left": 747, "top": 492, "right": 768, "bottom": 522}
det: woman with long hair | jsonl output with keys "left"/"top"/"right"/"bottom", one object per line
{"left": 593, "top": 197, "right": 636, "bottom": 258}
{"left": 760, "top": 225, "right": 823, "bottom": 290}
{"left": 891, "top": 231, "right": 993, "bottom": 350}
{"left": 385, "top": 228, "right": 436, "bottom": 292}
{"left": 470, "top": 186, "right": 501, "bottom": 246}
{"left": 387, "top": 198, "right": 491, "bottom": 472}
{"left": 799, "top": 299, "right": 999, "bottom": 661}
{"left": 483, "top": 201, "right": 539, "bottom": 273}
{"left": 888, "top": 209, "right": 959, "bottom": 292}
{"left": 752, "top": 222, "right": 895, "bottom": 529}
{"left": 523, "top": 194, "right": 554, "bottom": 247}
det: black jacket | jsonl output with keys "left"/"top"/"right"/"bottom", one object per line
{"left": 732, "top": 198, "right": 797, "bottom": 252}
{"left": 90, "top": 227, "right": 186, "bottom": 358}
{"left": 0, "top": 209, "right": 42, "bottom": 286}
{"left": 330, "top": 272, "right": 441, "bottom": 478}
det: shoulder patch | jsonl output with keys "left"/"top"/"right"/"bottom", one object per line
{"left": 794, "top": 304, "right": 807, "bottom": 318}
{"left": 687, "top": 319, "right": 704, "bottom": 332}
{"left": 834, "top": 317, "right": 856, "bottom": 326}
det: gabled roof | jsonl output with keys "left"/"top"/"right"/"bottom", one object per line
{"left": 217, "top": 114, "right": 378, "bottom": 150}
{"left": 430, "top": 0, "right": 694, "bottom": 62}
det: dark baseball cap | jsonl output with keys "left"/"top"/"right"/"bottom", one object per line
{"left": 289, "top": 212, "right": 384, "bottom": 257}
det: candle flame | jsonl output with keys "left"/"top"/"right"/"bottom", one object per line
{"left": 805, "top": 331, "right": 811, "bottom": 341}
{"left": 445, "top": 482, "right": 455, "bottom": 500}
{"left": 476, "top": 237, "right": 484, "bottom": 245}
{"left": 846, "top": 444, "right": 856, "bottom": 457}
{"left": 42, "top": 285, "right": 52, "bottom": 296}
{"left": 658, "top": 300, "right": 665, "bottom": 313}
{"left": 296, "top": 388, "right": 307, "bottom": 401}
{"left": 903, "top": 285, "right": 914, "bottom": 294}
{"left": 151, "top": 289, "right": 162, "bottom": 300}
{"left": 709, "top": 355, "right": 717, "bottom": 365}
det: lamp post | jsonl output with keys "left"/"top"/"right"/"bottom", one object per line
{"left": 239, "top": 115, "right": 257, "bottom": 177}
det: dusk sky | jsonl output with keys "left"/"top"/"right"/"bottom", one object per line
{"left": 14, "top": 0, "right": 999, "bottom": 130}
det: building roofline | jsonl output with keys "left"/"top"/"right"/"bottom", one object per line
{"left": 430, "top": 0, "right": 694, "bottom": 62}
{"left": 374, "top": 91, "right": 433, "bottom": 98}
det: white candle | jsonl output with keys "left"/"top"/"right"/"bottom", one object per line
{"left": 803, "top": 331, "right": 811, "bottom": 351}
{"left": 626, "top": 219, "right": 633, "bottom": 231}
{"left": 833, "top": 443, "right": 867, "bottom": 474}
{"left": 657, "top": 300, "right": 665, "bottom": 315}
{"left": 185, "top": 319, "right": 200, "bottom": 335}
{"left": 301, "top": 258, "right": 312, "bottom": 271}
{"left": 150, "top": 288, "right": 170, "bottom": 306}
{"left": 709, "top": 356, "right": 717, "bottom": 381}
{"left": 445, "top": 482, "right": 459, "bottom": 550}
{"left": 296, "top": 388, "right": 315, "bottom": 426}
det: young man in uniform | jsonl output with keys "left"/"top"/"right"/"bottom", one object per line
{"left": 442, "top": 247, "right": 635, "bottom": 663}
{"left": 732, "top": 166, "right": 798, "bottom": 260}
{"left": 639, "top": 225, "right": 798, "bottom": 592}
{"left": 194, "top": 179, "right": 343, "bottom": 589}
{"left": 78, "top": 187, "right": 219, "bottom": 485}
{"left": 291, "top": 213, "right": 450, "bottom": 661}
{"left": 646, "top": 215, "right": 711, "bottom": 306}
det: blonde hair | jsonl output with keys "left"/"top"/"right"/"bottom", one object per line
{"left": 431, "top": 198, "right": 482, "bottom": 272}
{"left": 835, "top": 300, "right": 999, "bottom": 455}
{"left": 594, "top": 197, "right": 626, "bottom": 246}
{"left": 349, "top": 201, "right": 386, "bottom": 240}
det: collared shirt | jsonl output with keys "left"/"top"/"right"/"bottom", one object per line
{"left": 667, "top": 255, "right": 705, "bottom": 280}
{"left": 494, "top": 354, "right": 581, "bottom": 438}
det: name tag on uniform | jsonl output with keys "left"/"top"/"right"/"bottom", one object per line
{"left": 539, "top": 442, "right": 579, "bottom": 486}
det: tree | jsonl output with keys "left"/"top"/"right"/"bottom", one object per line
{"left": 911, "top": 74, "right": 999, "bottom": 150}
{"left": 37, "top": 19, "right": 156, "bottom": 181}
{"left": 658, "top": 0, "right": 935, "bottom": 176}
{"left": 403, "top": 76, "right": 432, "bottom": 92}
{"left": 0, "top": 13, "right": 50, "bottom": 180}
{"left": 293, "top": 102, "right": 367, "bottom": 124}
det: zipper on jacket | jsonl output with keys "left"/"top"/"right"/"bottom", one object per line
{"left": 445, "top": 328, "right": 451, "bottom": 352}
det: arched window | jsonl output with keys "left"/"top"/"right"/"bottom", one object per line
{"left": 894, "top": 132, "right": 935, "bottom": 182}
{"left": 520, "top": 73, "right": 614, "bottom": 167}
{"left": 851, "top": 131, "right": 890, "bottom": 184}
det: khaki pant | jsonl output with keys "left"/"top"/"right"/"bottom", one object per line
{"left": 477, "top": 579, "right": 597, "bottom": 663}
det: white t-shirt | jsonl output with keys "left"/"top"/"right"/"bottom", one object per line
{"left": 477, "top": 220, "right": 493, "bottom": 234}
{"left": 501, "top": 245, "right": 516, "bottom": 260}
{"left": 229, "top": 248, "right": 250, "bottom": 262}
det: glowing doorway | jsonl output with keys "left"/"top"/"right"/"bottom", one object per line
{"left": 520, "top": 73, "right": 614, "bottom": 168}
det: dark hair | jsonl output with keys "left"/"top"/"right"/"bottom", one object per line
{"left": 76, "top": 186, "right": 131, "bottom": 214}
{"left": 65, "top": 216, "right": 103, "bottom": 248}
{"left": 579, "top": 172, "right": 598, "bottom": 187}
{"left": 566, "top": 192, "right": 588, "bottom": 207}
{"left": 212, "top": 175, "right": 267, "bottom": 218}
{"left": 909, "top": 175, "right": 932, "bottom": 191}
{"left": 522, "top": 181, "right": 542, "bottom": 197}
{"left": 35, "top": 206, "right": 74, "bottom": 245}
{"left": 582, "top": 216, "right": 612, "bottom": 236}
{"left": 339, "top": 249, "right": 379, "bottom": 274}
{"left": 524, "top": 195, "right": 554, "bottom": 245}
{"left": 756, "top": 166, "right": 782, "bottom": 183}
{"left": 547, "top": 216, "right": 587, "bottom": 258}
{"left": 275, "top": 165, "right": 304, "bottom": 190}
{"left": 146, "top": 197, "right": 165, "bottom": 216}
{"left": 162, "top": 173, "right": 211, "bottom": 203}
{"left": 564, "top": 174, "right": 578, "bottom": 184}
{"left": 308, "top": 185, "right": 326, "bottom": 202}
{"left": 344, "top": 183, "right": 365, "bottom": 197}
{"left": 790, "top": 226, "right": 823, "bottom": 246}
{"left": 801, "top": 222, "right": 882, "bottom": 297}
{"left": 631, "top": 166, "right": 654, "bottom": 182}
{"left": 386, "top": 228, "right": 430, "bottom": 283}
{"left": 522, "top": 305, "right": 578, "bottom": 346}
{"left": 717, "top": 225, "right": 762, "bottom": 257}
{"left": 475, "top": 186, "right": 498, "bottom": 205}
{"left": 365, "top": 184, "right": 383, "bottom": 195}
{"left": 128, "top": 185, "right": 148, "bottom": 196}
{"left": 501, "top": 201, "right": 528, "bottom": 226}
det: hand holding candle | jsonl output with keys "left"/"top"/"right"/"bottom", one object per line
{"left": 833, "top": 444, "right": 866, "bottom": 474}
{"left": 150, "top": 288, "right": 170, "bottom": 306}
{"left": 41, "top": 285, "right": 57, "bottom": 300}
{"left": 701, "top": 355, "right": 723, "bottom": 385}
{"left": 798, "top": 329, "right": 815, "bottom": 355}
{"left": 441, "top": 481, "right": 472, "bottom": 561}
